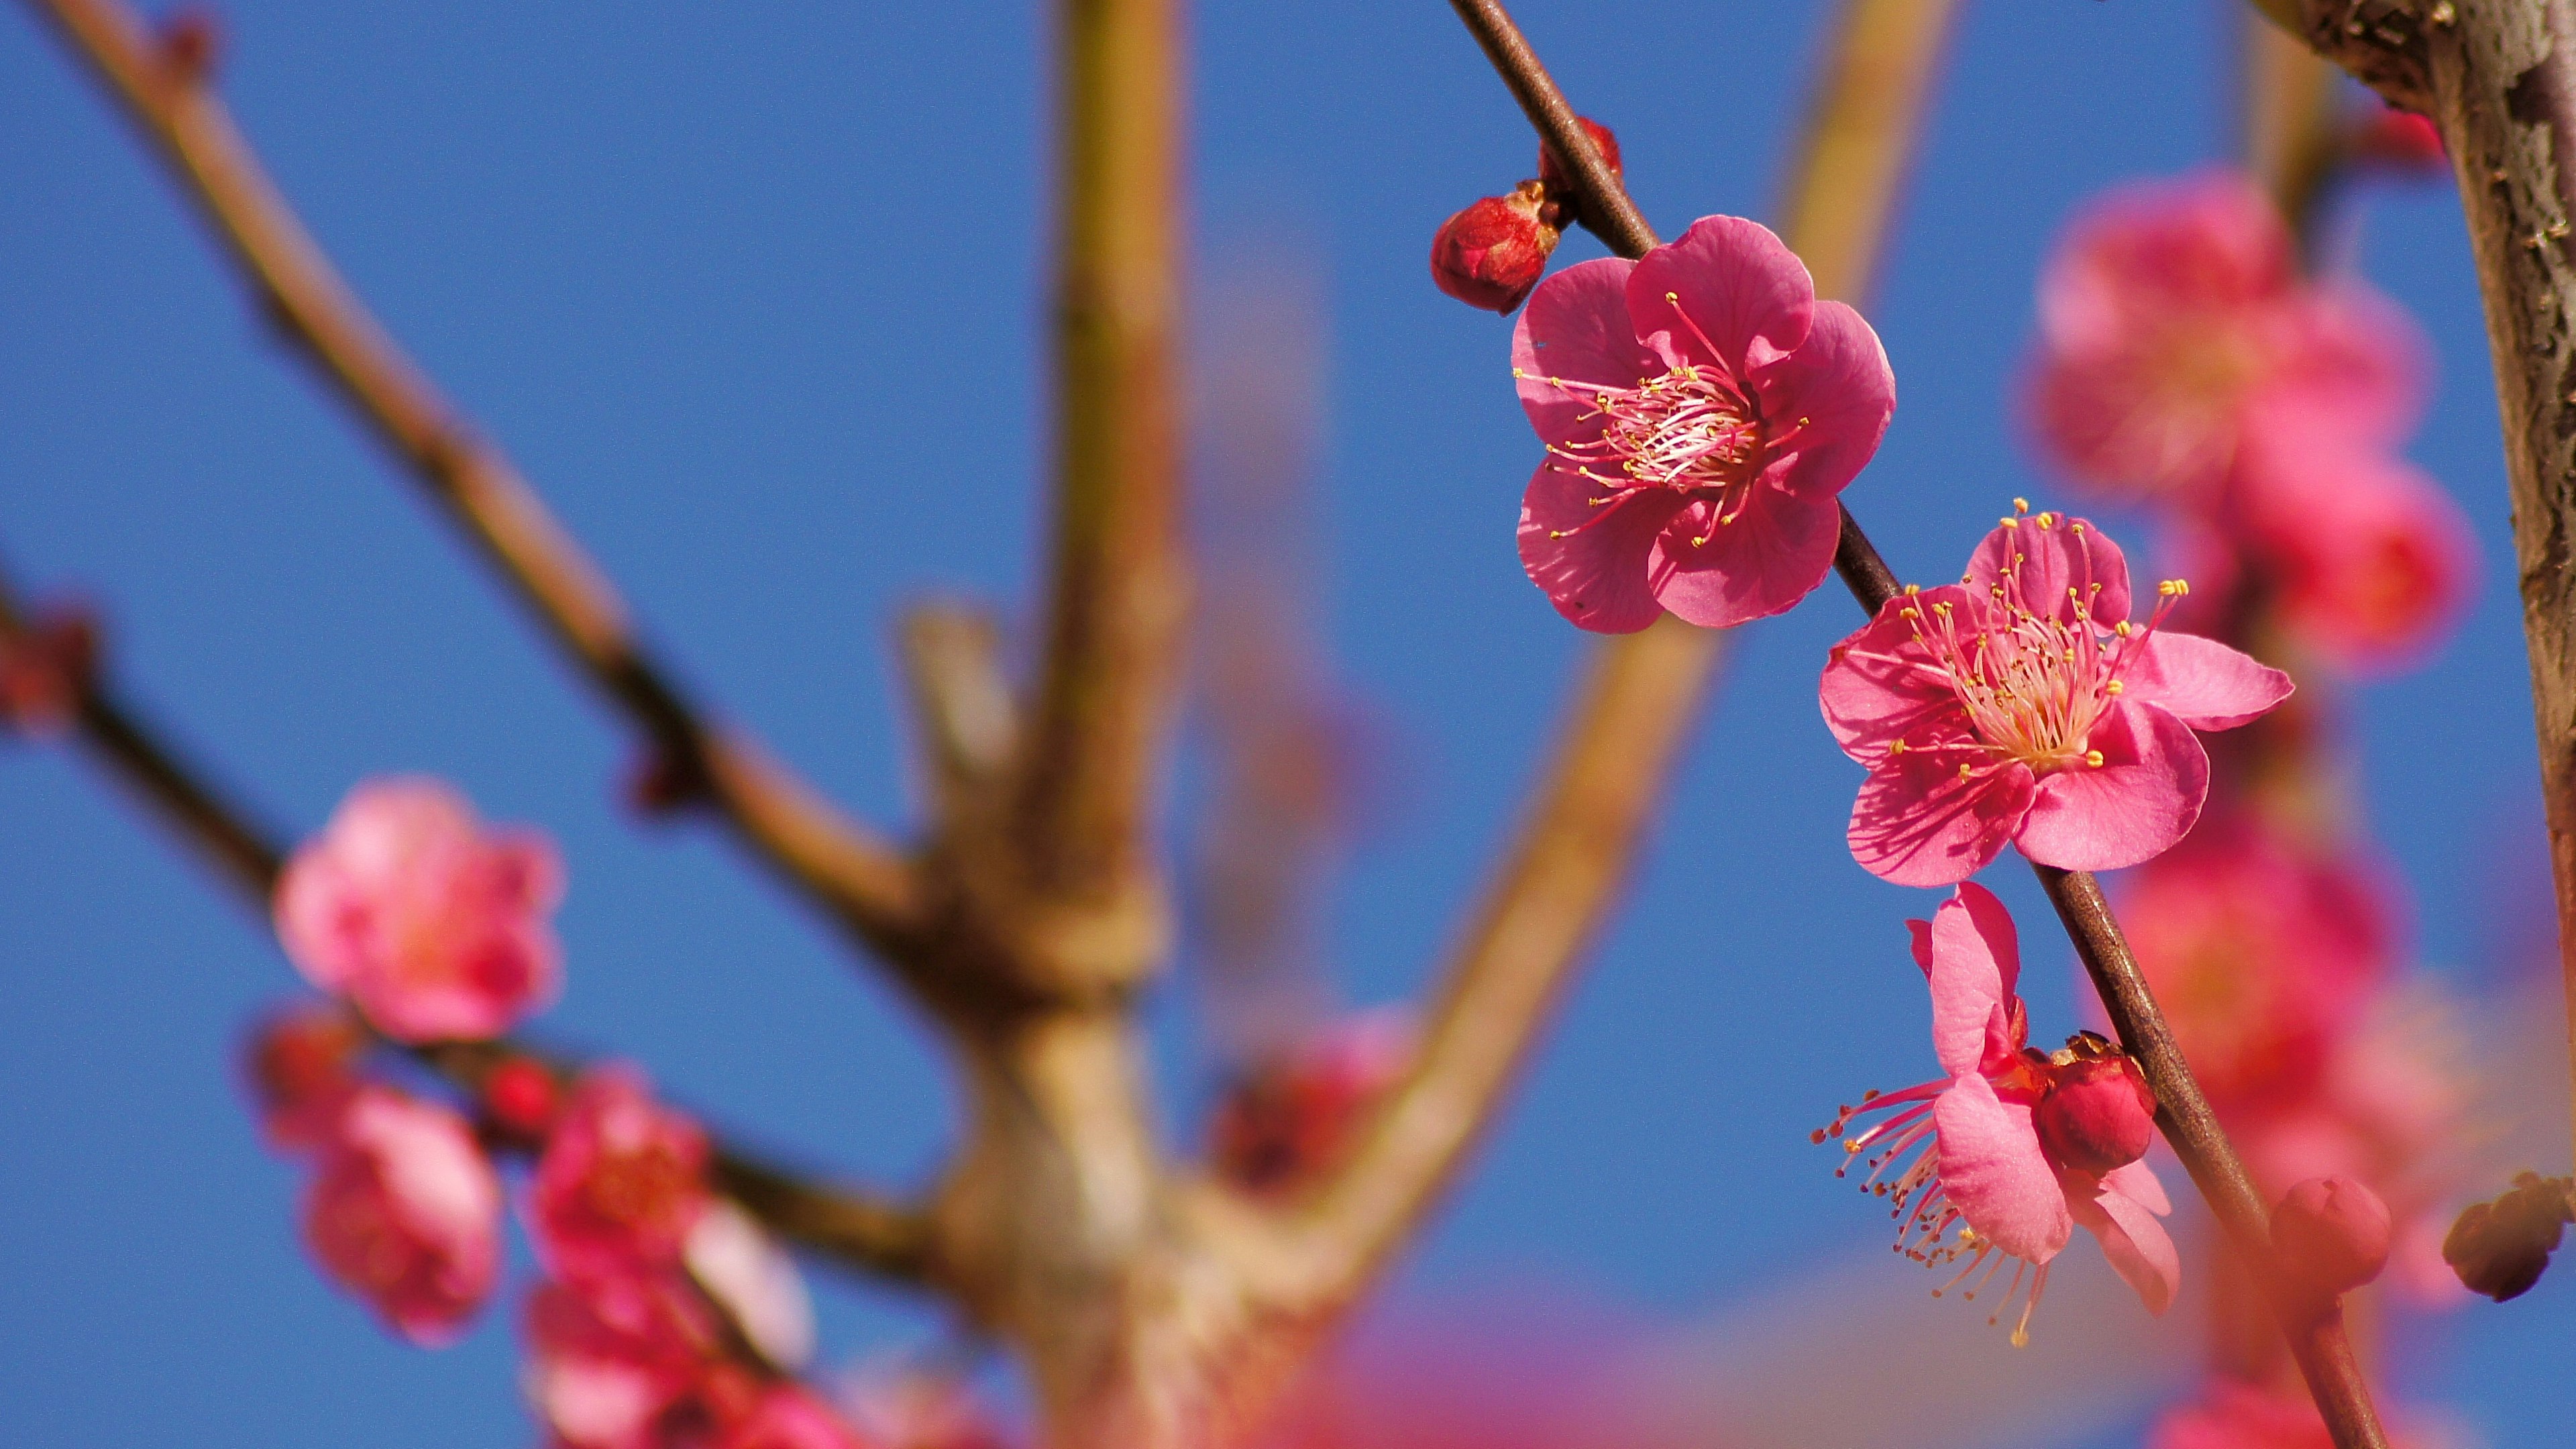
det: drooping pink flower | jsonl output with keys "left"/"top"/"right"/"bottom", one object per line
{"left": 1211, "top": 1009, "right": 1413, "bottom": 1195}
{"left": 2025, "top": 171, "right": 2423, "bottom": 503}
{"left": 2233, "top": 415, "right": 2477, "bottom": 674}
{"left": 720, "top": 1387, "right": 877, "bottom": 1449}
{"left": 274, "top": 777, "right": 564, "bottom": 1042}
{"left": 525, "top": 1267, "right": 729, "bottom": 1449}
{"left": 2121, "top": 814, "right": 2396, "bottom": 1115}
{"left": 301, "top": 1085, "right": 502, "bottom": 1346}
{"left": 531, "top": 1067, "right": 712, "bottom": 1281}
{"left": 1821, "top": 507, "right": 2292, "bottom": 885}
{"left": 1513, "top": 214, "right": 1896, "bottom": 631}
{"left": 1821, "top": 884, "right": 2178, "bottom": 1343}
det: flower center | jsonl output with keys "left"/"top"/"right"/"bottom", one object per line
{"left": 1559, "top": 363, "right": 1765, "bottom": 498}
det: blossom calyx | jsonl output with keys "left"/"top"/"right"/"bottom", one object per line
{"left": 2034, "top": 1034, "right": 2157, "bottom": 1176}
{"left": 2442, "top": 1171, "right": 2574, "bottom": 1302}
{"left": 1431, "top": 182, "right": 1560, "bottom": 314}
{"left": 2272, "top": 1175, "right": 2394, "bottom": 1303}
{"left": 1536, "top": 115, "right": 1623, "bottom": 223}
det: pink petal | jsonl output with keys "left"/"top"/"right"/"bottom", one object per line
{"left": 1746, "top": 300, "right": 1896, "bottom": 500}
{"left": 1644, "top": 487, "right": 1843, "bottom": 628}
{"left": 1517, "top": 464, "right": 1686, "bottom": 633}
{"left": 2104, "top": 1158, "right": 2173, "bottom": 1217}
{"left": 1513, "top": 257, "right": 1654, "bottom": 445}
{"left": 2015, "top": 701, "right": 2208, "bottom": 873}
{"left": 1625, "top": 215, "right": 1815, "bottom": 378}
{"left": 1847, "top": 748, "right": 2037, "bottom": 888}
{"left": 1965, "top": 513, "right": 2133, "bottom": 629}
{"left": 2037, "top": 171, "right": 2292, "bottom": 352}
{"left": 2273, "top": 281, "right": 2429, "bottom": 450}
{"left": 1933, "top": 1073, "right": 2072, "bottom": 1263}
{"left": 2123, "top": 631, "right": 2292, "bottom": 729}
{"left": 1926, "top": 882, "right": 2024, "bottom": 1079}
{"left": 2072, "top": 1167, "right": 2183, "bottom": 1316}
{"left": 1819, "top": 586, "right": 1978, "bottom": 761}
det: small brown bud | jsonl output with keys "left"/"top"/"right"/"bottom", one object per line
{"left": 2273, "top": 1175, "right": 2394, "bottom": 1301}
{"left": 623, "top": 745, "right": 711, "bottom": 818}
{"left": 1429, "top": 182, "right": 1560, "bottom": 315}
{"left": 2443, "top": 1172, "right": 2574, "bottom": 1302}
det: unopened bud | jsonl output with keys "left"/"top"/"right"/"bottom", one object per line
{"left": 2443, "top": 1171, "right": 2574, "bottom": 1302}
{"left": 2273, "top": 1175, "right": 2394, "bottom": 1301}
{"left": 2351, "top": 105, "right": 2445, "bottom": 174}
{"left": 157, "top": 7, "right": 223, "bottom": 83}
{"left": 1536, "top": 115, "right": 1623, "bottom": 197}
{"left": 480, "top": 1055, "right": 561, "bottom": 1142}
{"left": 622, "top": 745, "right": 710, "bottom": 818}
{"left": 2034, "top": 1034, "right": 2157, "bottom": 1175}
{"left": 242, "top": 1001, "right": 366, "bottom": 1150}
{"left": 1430, "top": 182, "right": 1560, "bottom": 315}
{"left": 0, "top": 606, "right": 98, "bottom": 738}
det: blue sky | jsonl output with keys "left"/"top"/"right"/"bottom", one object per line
{"left": 1, "top": 3, "right": 2567, "bottom": 1446}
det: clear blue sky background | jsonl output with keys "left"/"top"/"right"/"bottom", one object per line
{"left": 1, "top": 3, "right": 2567, "bottom": 1446}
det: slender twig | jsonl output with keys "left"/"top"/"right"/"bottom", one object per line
{"left": 1277, "top": 0, "right": 1958, "bottom": 1317}
{"left": 1442, "top": 4, "right": 2388, "bottom": 1445}
{"left": 17, "top": 0, "right": 925, "bottom": 963}
{"left": 1014, "top": 0, "right": 1188, "bottom": 952}
{"left": 0, "top": 551, "right": 932, "bottom": 1285}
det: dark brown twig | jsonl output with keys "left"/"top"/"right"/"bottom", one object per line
{"left": 1446, "top": 4, "right": 2387, "bottom": 1445}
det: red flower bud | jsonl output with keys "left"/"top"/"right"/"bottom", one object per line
{"left": 481, "top": 1055, "right": 562, "bottom": 1142}
{"left": 2443, "top": 1171, "right": 2573, "bottom": 1302}
{"left": 2273, "top": 1175, "right": 2394, "bottom": 1301}
{"left": 1536, "top": 115, "right": 1623, "bottom": 195}
{"left": 242, "top": 1001, "right": 368, "bottom": 1150}
{"left": 0, "top": 606, "right": 97, "bottom": 739}
{"left": 1430, "top": 182, "right": 1560, "bottom": 315}
{"left": 157, "top": 7, "right": 223, "bottom": 83}
{"left": 2033, "top": 1038, "right": 2157, "bottom": 1175}
{"left": 2351, "top": 106, "right": 2445, "bottom": 174}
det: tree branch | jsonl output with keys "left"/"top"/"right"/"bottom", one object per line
{"left": 1012, "top": 0, "right": 1189, "bottom": 973}
{"left": 1271, "top": 0, "right": 1960, "bottom": 1318}
{"left": 17, "top": 0, "right": 925, "bottom": 962}
{"left": 1394, "top": 5, "right": 2391, "bottom": 1444}
{"left": 0, "top": 549, "right": 933, "bottom": 1287}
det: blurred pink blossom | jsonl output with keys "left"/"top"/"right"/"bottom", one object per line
{"left": 2025, "top": 170, "right": 2423, "bottom": 504}
{"left": 1821, "top": 508, "right": 2289, "bottom": 885}
{"left": 1211, "top": 1008, "right": 1414, "bottom": 1195}
{"left": 1513, "top": 214, "right": 1894, "bottom": 631}
{"left": 1823, "top": 884, "right": 2178, "bottom": 1343}
{"left": 301, "top": 1085, "right": 501, "bottom": 1345}
{"left": 720, "top": 1385, "right": 877, "bottom": 1449}
{"left": 525, "top": 1267, "right": 731, "bottom": 1449}
{"left": 274, "top": 777, "right": 564, "bottom": 1042}
{"left": 241, "top": 999, "right": 368, "bottom": 1150}
{"left": 532, "top": 1067, "right": 713, "bottom": 1281}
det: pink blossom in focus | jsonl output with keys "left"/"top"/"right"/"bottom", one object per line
{"left": 1822, "top": 884, "right": 2179, "bottom": 1343}
{"left": 533, "top": 1067, "right": 713, "bottom": 1281}
{"left": 2025, "top": 171, "right": 2422, "bottom": 503}
{"left": 1821, "top": 508, "right": 2292, "bottom": 885}
{"left": 2121, "top": 814, "right": 2396, "bottom": 1115}
{"left": 301, "top": 1085, "right": 502, "bottom": 1345}
{"left": 525, "top": 1267, "right": 727, "bottom": 1449}
{"left": 274, "top": 777, "right": 564, "bottom": 1042}
{"left": 721, "top": 1386, "right": 877, "bottom": 1449}
{"left": 1514, "top": 214, "right": 1896, "bottom": 631}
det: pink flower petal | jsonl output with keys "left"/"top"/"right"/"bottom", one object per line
{"left": 1965, "top": 513, "right": 2133, "bottom": 629}
{"left": 1819, "top": 586, "right": 1979, "bottom": 761}
{"left": 1625, "top": 215, "right": 1815, "bottom": 378}
{"left": 1933, "top": 1073, "right": 2073, "bottom": 1264}
{"left": 1516, "top": 464, "right": 1686, "bottom": 633}
{"left": 2037, "top": 171, "right": 2292, "bottom": 352}
{"left": 2104, "top": 1157, "right": 2173, "bottom": 1217}
{"left": 2015, "top": 701, "right": 2208, "bottom": 873}
{"left": 1645, "top": 486, "right": 1843, "bottom": 628}
{"left": 2275, "top": 281, "right": 2429, "bottom": 449}
{"left": 2123, "top": 631, "right": 2293, "bottom": 729}
{"left": 1746, "top": 299, "right": 1896, "bottom": 501}
{"left": 2072, "top": 1167, "right": 2183, "bottom": 1316}
{"left": 1926, "top": 882, "right": 2024, "bottom": 1079}
{"left": 1848, "top": 748, "right": 2037, "bottom": 888}
{"left": 1513, "top": 257, "right": 1654, "bottom": 445}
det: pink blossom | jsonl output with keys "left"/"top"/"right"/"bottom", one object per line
{"left": 720, "top": 1387, "right": 877, "bottom": 1449}
{"left": 301, "top": 1085, "right": 501, "bottom": 1345}
{"left": 532, "top": 1067, "right": 713, "bottom": 1281}
{"left": 525, "top": 1267, "right": 729, "bottom": 1449}
{"left": 2121, "top": 814, "right": 2396, "bottom": 1116}
{"left": 241, "top": 1000, "right": 368, "bottom": 1151}
{"left": 2025, "top": 171, "right": 2422, "bottom": 504}
{"left": 274, "top": 777, "right": 564, "bottom": 1042}
{"left": 1822, "top": 884, "right": 2178, "bottom": 1343}
{"left": 1513, "top": 214, "right": 1895, "bottom": 631}
{"left": 1821, "top": 508, "right": 2292, "bottom": 885}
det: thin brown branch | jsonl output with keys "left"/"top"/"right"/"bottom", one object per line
{"left": 0, "top": 552, "right": 932, "bottom": 1286}
{"left": 1013, "top": 0, "right": 1189, "bottom": 967}
{"left": 1273, "top": 0, "right": 1958, "bottom": 1318}
{"left": 18, "top": 0, "right": 924, "bottom": 962}
{"left": 1421, "top": 4, "right": 2389, "bottom": 1444}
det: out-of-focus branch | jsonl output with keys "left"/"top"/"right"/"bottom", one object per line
{"left": 1273, "top": 0, "right": 1959, "bottom": 1318}
{"left": 2245, "top": 8, "right": 2344, "bottom": 241}
{"left": 0, "top": 551, "right": 933, "bottom": 1286}
{"left": 1012, "top": 0, "right": 1188, "bottom": 977}
{"left": 17, "top": 0, "right": 924, "bottom": 961}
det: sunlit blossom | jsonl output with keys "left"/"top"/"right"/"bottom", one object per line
{"left": 531, "top": 1067, "right": 713, "bottom": 1281}
{"left": 301, "top": 1085, "right": 501, "bottom": 1346}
